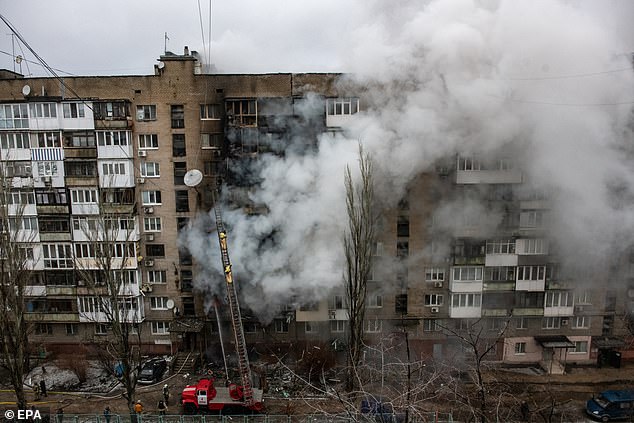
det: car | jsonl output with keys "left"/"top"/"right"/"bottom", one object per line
{"left": 137, "top": 358, "right": 167, "bottom": 384}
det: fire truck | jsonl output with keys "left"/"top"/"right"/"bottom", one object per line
{"left": 180, "top": 208, "right": 264, "bottom": 413}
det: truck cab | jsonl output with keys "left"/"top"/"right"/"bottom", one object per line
{"left": 587, "top": 390, "right": 634, "bottom": 421}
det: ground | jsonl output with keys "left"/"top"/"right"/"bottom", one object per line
{"left": 0, "top": 360, "right": 631, "bottom": 420}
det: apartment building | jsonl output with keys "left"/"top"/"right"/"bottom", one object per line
{"left": 0, "top": 48, "right": 629, "bottom": 371}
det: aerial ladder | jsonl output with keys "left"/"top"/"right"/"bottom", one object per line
{"left": 213, "top": 207, "right": 255, "bottom": 408}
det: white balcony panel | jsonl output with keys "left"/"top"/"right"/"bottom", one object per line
{"left": 71, "top": 203, "right": 100, "bottom": 215}
{"left": 24, "top": 285, "right": 46, "bottom": 296}
{"left": 449, "top": 281, "right": 483, "bottom": 293}
{"left": 543, "top": 306, "right": 574, "bottom": 317}
{"left": 0, "top": 148, "right": 30, "bottom": 160}
{"left": 456, "top": 169, "right": 522, "bottom": 184}
{"left": 99, "top": 172, "right": 135, "bottom": 189}
{"left": 8, "top": 203, "right": 37, "bottom": 216}
{"left": 516, "top": 280, "right": 545, "bottom": 291}
{"left": 326, "top": 115, "right": 354, "bottom": 128}
{"left": 485, "top": 254, "right": 518, "bottom": 267}
{"left": 449, "top": 306, "right": 481, "bottom": 319}
{"left": 97, "top": 143, "right": 133, "bottom": 159}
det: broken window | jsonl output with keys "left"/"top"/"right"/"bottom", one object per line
{"left": 145, "top": 244, "right": 165, "bottom": 258}
{"left": 397, "top": 216, "right": 410, "bottom": 237}
{"left": 225, "top": 99, "right": 257, "bottom": 126}
{"left": 395, "top": 294, "right": 408, "bottom": 314}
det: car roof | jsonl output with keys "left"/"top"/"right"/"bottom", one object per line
{"left": 600, "top": 390, "right": 634, "bottom": 402}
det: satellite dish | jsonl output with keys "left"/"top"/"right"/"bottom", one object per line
{"left": 22, "top": 85, "right": 31, "bottom": 96}
{"left": 184, "top": 169, "right": 203, "bottom": 187}
{"left": 158, "top": 61, "right": 166, "bottom": 69}
{"left": 166, "top": 299, "right": 175, "bottom": 310}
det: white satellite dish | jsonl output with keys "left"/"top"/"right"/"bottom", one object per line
{"left": 22, "top": 85, "right": 31, "bottom": 96}
{"left": 184, "top": 169, "right": 203, "bottom": 187}
{"left": 166, "top": 299, "right": 175, "bottom": 310}
{"left": 158, "top": 61, "right": 166, "bottom": 69}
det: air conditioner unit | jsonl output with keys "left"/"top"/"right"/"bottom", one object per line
{"left": 144, "top": 207, "right": 154, "bottom": 214}
{"left": 138, "top": 150, "right": 147, "bottom": 158}
{"left": 145, "top": 233, "right": 154, "bottom": 241}
{"left": 144, "top": 259, "right": 154, "bottom": 267}
{"left": 434, "top": 281, "right": 443, "bottom": 288}
{"left": 431, "top": 307, "right": 440, "bottom": 314}
{"left": 137, "top": 177, "right": 145, "bottom": 184}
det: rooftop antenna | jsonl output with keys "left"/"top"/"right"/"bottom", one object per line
{"left": 164, "top": 32, "right": 169, "bottom": 54}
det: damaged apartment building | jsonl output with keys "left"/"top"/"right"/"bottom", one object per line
{"left": 0, "top": 47, "right": 630, "bottom": 373}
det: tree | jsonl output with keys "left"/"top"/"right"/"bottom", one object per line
{"left": 74, "top": 185, "right": 143, "bottom": 413}
{"left": 0, "top": 171, "right": 36, "bottom": 409}
{"left": 343, "top": 144, "right": 377, "bottom": 392}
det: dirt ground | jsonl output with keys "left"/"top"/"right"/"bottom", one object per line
{"left": 1, "top": 362, "right": 632, "bottom": 420}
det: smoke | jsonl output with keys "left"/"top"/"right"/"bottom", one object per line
{"left": 183, "top": 0, "right": 634, "bottom": 322}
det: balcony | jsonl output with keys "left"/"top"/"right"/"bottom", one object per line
{"left": 512, "top": 307, "right": 544, "bottom": 316}
{"left": 483, "top": 281, "right": 515, "bottom": 291}
{"left": 25, "top": 312, "right": 79, "bottom": 322}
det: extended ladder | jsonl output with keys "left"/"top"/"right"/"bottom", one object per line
{"left": 213, "top": 207, "right": 255, "bottom": 407}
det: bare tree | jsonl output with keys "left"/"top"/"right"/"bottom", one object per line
{"left": 0, "top": 171, "right": 36, "bottom": 409}
{"left": 74, "top": 185, "right": 143, "bottom": 413}
{"left": 343, "top": 144, "right": 376, "bottom": 393}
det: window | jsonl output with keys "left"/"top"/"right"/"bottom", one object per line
{"left": 148, "top": 270, "right": 167, "bottom": 284}
{"left": 274, "top": 319, "right": 289, "bottom": 333}
{"left": 485, "top": 266, "right": 516, "bottom": 281}
{"left": 516, "top": 292, "right": 544, "bottom": 308}
{"left": 101, "top": 188, "right": 134, "bottom": 204}
{"left": 0, "top": 104, "right": 29, "bottom": 128}
{"left": 8, "top": 217, "right": 38, "bottom": 231}
{"left": 96, "top": 131, "right": 130, "bottom": 146}
{"left": 0, "top": 132, "right": 30, "bottom": 149}
{"left": 225, "top": 99, "right": 257, "bottom": 126}
{"left": 138, "top": 134, "right": 159, "bottom": 149}
{"left": 522, "top": 239, "right": 548, "bottom": 254}
{"left": 38, "top": 216, "right": 69, "bottom": 233}
{"left": 395, "top": 294, "right": 407, "bottom": 314}
{"left": 70, "top": 188, "right": 98, "bottom": 204}
{"left": 93, "top": 101, "right": 128, "bottom": 120}
{"left": 151, "top": 321, "right": 169, "bottom": 335}
{"left": 181, "top": 270, "right": 193, "bottom": 292}
{"left": 331, "top": 295, "right": 344, "bottom": 310}
{"left": 514, "top": 342, "right": 526, "bottom": 354}
{"left": 136, "top": 105, "right": 156, "bottom": 121}
{"left": 305, "top": 322, "right": 318, "bottom": 334}
{"left": 545, "top": 291, "right": 573, "bottom": 308}
{"left": 542, "top": 317, "right": 561, "bottom": 329}
{"left": 368, "top": 294, "right": 383, "bottom": 308}
{"left": 8, "top": 191, "right": 35, "bottom": 205}
{"left": 451, "top": 293, "right": 481, "bottom": 308}
{"left": 204, "top": 160, "right": 222, "bottom": 176}
{"left": 42, "top": 244, "right": 73, "bottom": 269}
{"left": 576, "top": 290, "right": 591, "bottom": 305}
{"left": 424, "top": 294, "right": 444, "bottom": 306}
{"left": 102, "top": 162, "right": 126, "bottom": 175}
{"left": 201, "top": 133, "right": 223, "bottom": 149}
{"left": 66, "top": 131, "right": 96, "bottom": 147}
{"left": 364, "top": 318, "right": 382, "bottom": 333}
{"left": 486, "top": 240, "right": 516, "bottom": 254}
{"left": 372, "top": 242, "right": 384, "bottom": 257}
{"left": 62, "top": 103, "right": 85, "bottom": 118}
{"left": 326, "top": 98, "right": 359, "bottom": 116}
{"left": 330, "top": 320, "right": 345, "bottom": 333}
{"left": 521, "top": 210, "right": 544, "bottom": 228}
{"left": 397, "top": 216, "right": 409, "bottom": 237}
{"left": 453, "top": 266, "right": 483, "bottom": 281}
{"left": 72, "top": 216, "right": 98, "bottom": 232}
{"left": 35, "top": 324, "right": 53, "bottom": 335}
{"left": 425, "top": 267, "right": 445, "bottom": 281}
{"left": 95, "top": 324, "right": 108, "bottom": 335}
{"left": 173, "top": 134, "right": 186, "bottom": 157}
{"left": 36, "top": 188, "right": 67, "bottom": 205}
{"left": 146, "top": 245, "right": 165, "bottom": 258}
{"left": 65, "top": 323, "right": 77, "bottom": 336}
{"left": 171, "top": 105, "right": 185, "bottom": 128}
{"left": 142, "top": 190, "right": 162, "bottom": 205}
{"left": 175, "top": 190, "right": 189, "bottom": 212}
{"left": 141, "top": 162, "right": 160, "bottom": 178}
{"left": 571, "top": 341, "right": 588, "bottom": 353}
{"left": 397, "top": 241, "right": 409, "bottom": 258}
{"left": 457, "top": 157, "right": 481, "bottom": 171}
{"left": 423, "top": 319, "right": 441, "bottom": 332}
{"left": 36, "top": 161, "right": 59, "bottom": 177}
{"left": 174, "top": 162, "right": 187, "bottom": 185}
{"left": 3, "top": 161, "right": 32, "bottom": 177}
{"left": 517, "top": 266, "right": 546, "bottom": 281}
{"left": 200, "top": 104, "right": 220, "bottom": 119}
{"left": 29, "top": 103, "right": 57, "bottom": 119}
{"left": 144, "top": 217, "right": 162, "bottom": 232}
{"left": 66, "top": 161, "right": 97, "bottom": 177}
{"left": 572, "top": 316, "right": 590, "bottom": 329}
{"left": 515, "top": 317, "right": 528, "bottom": 329}
{"left": 150, "top": 297, "right": 169, "bottom": 310}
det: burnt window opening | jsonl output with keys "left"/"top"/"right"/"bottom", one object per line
{"left": 395, "top": 294, "right": 408, "bottom": 314}
{"left": 175, "top": 190, "right": 189, "bottom": 212}
{"left": 172, "top": 134, "right": 186, "bottom": 157}
{"left": 174, "top": 162, "right": 187, "bottom": 185}
{"left": 146, "top": 244, "right": 165, "bottom": 258}
{"left": 171, "top": 105, "right": 185, "bottom": 128}
{"left": 397, "top": 216, "right": 410, "bottom": 238}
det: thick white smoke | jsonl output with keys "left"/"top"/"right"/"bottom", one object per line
{"left": 183, "top": 0, "right": 634, "bottom": 321}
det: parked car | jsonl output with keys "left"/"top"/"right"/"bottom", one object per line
{"left": 587, "top": 390, "right": 634, "bottom": 422}
{"left": 137, "top": 358, "right": 167, "bottom": 384}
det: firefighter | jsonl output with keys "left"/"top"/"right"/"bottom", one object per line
{"left": 163, "top": 384, "right": 170, "bottom": 405}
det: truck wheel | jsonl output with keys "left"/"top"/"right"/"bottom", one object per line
{"left": 183, "top": 403, "right": 197, "bottom": 415}
{"left": 601, "top": 416, "right": 609, "bottom": 422}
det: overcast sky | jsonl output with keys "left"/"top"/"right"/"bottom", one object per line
{"left": 3, "top": 0, "right": 632, "bottom": 77}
